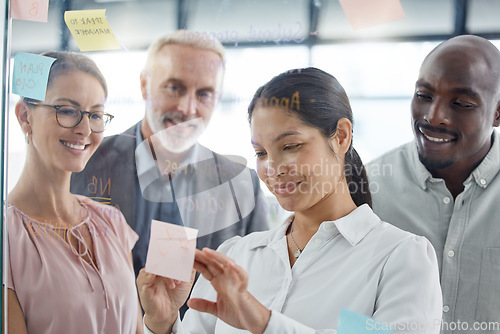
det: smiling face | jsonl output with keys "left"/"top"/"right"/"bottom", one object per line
{"left": 140, "top": 44, "right": 223, "bottom": 153}
{"left": 24, "top": 71, "right": 106, "bottom": 174}
{"left": 411, "top": 39, "right": 500, "bottom": 174}
{"left": 251, "top": 106, "right": 347, "bottom": 212}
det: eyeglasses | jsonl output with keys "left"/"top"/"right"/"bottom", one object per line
{"left": 26, "top": 102, "right": 114, "bottom": 133}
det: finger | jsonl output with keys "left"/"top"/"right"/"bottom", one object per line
{"left": 190, "top": 267, "right": 196, "bottom": 283}
{"left": 137, "top": 268, "right": 158, "bottom": 288}
{"left": 165, "top": 275, "right": 192, "bottom": 289}
{"left": 194, "top": 258, "right": 214, "bottom": 281}
{"left": 229, "top": 261, "right": 247, "bottom": 281}
{"left": 196, "top": 248, "right": 225, "bottom": 277}
{"left": 199, "top": 248, "right": 234, "bottom": 275}
{"left": 138, "top": 269, "right": 179, "bottom": 292}
{"left": 202, "top": 247, "right": 234, "bottom": 264}
{"left": 195, "top": 248, "right": 222, "bottom": 269}
{"left": 187, "top": 298, "right": 218, "bottom": 317}
{"left": 168, "top": 278, "right": 177, "bottom": 289}
{"left": 227, "top": 262, "right": 249, "bottom": 291}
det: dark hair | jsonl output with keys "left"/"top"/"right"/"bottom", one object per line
{"left": 22, "top": 51, "right": 108, "bottom": 102}
{"left": 248, "top": 67, "right": 372, "bottom": 207}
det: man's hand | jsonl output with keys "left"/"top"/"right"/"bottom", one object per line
{"left": 188, "top": 248, "right": 271, "bottom": 334}
{"left": 137, "top": 268, "right": 195, "bottom": 334}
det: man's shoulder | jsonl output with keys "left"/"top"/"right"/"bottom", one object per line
{"left": 213, "top": 151, "right": 247, "bottom": 171}
{"left": 97, "top": 124, "right": 137, "bottom": 154}
{"left": 202, "top": 146, "right": 258, "bottom": 183}
{"left": 71, "top": 124, "right": 138, "bottom": 191}
{"left": 88, "top": 124, "right": 138, "bottom": 166}
{"left": 366, "top": 142, "right": 416, "bottom": 177}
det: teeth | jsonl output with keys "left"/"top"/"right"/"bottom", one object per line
{"left": 423, "top": 133, "right": 452, "bottom": 143}
{"left": 62, "top": 141, "right": 85, "bottom": 150}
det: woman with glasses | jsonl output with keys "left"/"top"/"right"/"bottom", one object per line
{"left": 5, "top": 51, "right": 142, "bottom": 333}
{"left": 137, "top": 68, "right": 442, "bottom": 334}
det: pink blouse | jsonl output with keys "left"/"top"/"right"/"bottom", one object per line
{"left": 4, "top": 195, "right": 139, "bottom": 333}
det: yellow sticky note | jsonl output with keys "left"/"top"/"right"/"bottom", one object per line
{"left": 64, "top": 9, "right": 121, "bottom": 52}
{"left": 339, "top": 0, "right": 405, "bottom": 30}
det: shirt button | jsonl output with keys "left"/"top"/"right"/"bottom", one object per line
{"left": 443, "top": 305, "right": 450, "bottom": 313}
{"left": 447, "top": 250, "right": 455, "bottom": 258}
{"left": 166, "top": 185, "right": 171, "bottom": 191}
{"left": 315, "top": 239, "right": 322, "bottom": 245}
{"left": 443, "top": 197, "right": 451, "bottom": 204}
{"left": 480, "top": 179, "right": 487, "bottom": 185}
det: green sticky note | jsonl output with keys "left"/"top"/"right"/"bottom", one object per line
{"left": 338, "top": 309, "right": 392, "bottom": 334}
{"left": 12, "top": 52, "right": 56, "bottom": 101}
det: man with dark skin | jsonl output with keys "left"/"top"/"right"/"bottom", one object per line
{"left": 367, "top": 35, "right": 500, "bottom": 333}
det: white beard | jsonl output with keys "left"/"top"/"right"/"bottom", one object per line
{"left": 149, "top": 116, "right": 205, "bottom": 154}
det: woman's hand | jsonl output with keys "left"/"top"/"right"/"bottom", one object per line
{"left": 188, "top": 248, "right": 271, "bottom": 334}
{"left": 137, "top": 268, "right": 195, "bottom": 334}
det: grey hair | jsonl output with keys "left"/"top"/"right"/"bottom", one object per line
{"left": 143, "top": 29, "right": 225, "bottom": 74}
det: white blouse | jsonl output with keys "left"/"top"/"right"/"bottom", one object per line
{"left": 152, "top": 204, "right": 442, "bottom": 333}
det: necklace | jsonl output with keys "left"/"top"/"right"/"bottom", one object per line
{"left": 289, "top": 219, "right": 303, "bottom": 258}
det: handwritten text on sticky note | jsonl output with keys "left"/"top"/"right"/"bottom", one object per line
{"left": 12, "top": 52, "right": 56, "bottom": 100}
{"left": 145, "top": 220, "right": 198, "bottom": 282}
{"left": 339, "top": 0, "right": 405, "bottom": 30}
{"left": 11, "top": 0, "right": 49, "bottom": 22}
{"left": 64, "top": 9, "right": 121, "bottom": 52}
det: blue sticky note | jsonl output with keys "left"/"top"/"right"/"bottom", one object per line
{"left": 338, "top": 309, "right": 392, "bottom": 334}
{"left": 12, "top": 52, "right": 56, "bottom": 101}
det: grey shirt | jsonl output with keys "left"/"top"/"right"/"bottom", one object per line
{"left": 366, "top": 130, "right": 500, "bottom": 334}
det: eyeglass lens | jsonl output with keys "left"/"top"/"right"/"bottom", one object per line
{"left": 56, "top": 106, "right": 111, "bottom": 132}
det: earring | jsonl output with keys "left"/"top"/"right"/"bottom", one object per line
{"left": 25, "top": 132, "right": 29, "bottom": 144}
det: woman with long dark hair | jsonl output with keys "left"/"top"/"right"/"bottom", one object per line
{"left": 138, "top": 67, "right": 442, "bottom": 334}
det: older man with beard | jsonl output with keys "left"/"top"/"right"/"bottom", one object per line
{"left": 71, "top": 31, "right": 269, "bottom": 296}
{"left": 367, "top": 35, "right": 500, "bottom": 334}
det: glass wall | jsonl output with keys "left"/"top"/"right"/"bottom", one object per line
{"left": 3, "top": 0, "right": 500, "bottom": 331}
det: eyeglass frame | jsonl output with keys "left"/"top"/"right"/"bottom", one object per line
{"left": 25, "top": 101, "right": 114, "bottom": 133}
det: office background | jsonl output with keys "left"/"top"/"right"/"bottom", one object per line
{"left": 5, "top": 0, "right": 500, "bottom": 218}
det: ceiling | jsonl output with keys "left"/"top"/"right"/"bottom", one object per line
{"left": 10, "top": 0, "right": 500, "bottom": 54}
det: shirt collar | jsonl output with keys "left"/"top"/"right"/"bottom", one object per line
{"left": 332, "top": 204, "right": 380, "bottom": 246}
{"left": 409, "top": 130, "right": 500, "bottom": 190}
{"left": 470, "top": 130, "right": 500, "bottom": 188}
{"left": 247, "top": 204, "right": 380, "bottom": 250}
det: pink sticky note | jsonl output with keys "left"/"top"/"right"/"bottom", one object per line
{"left": 339, "top": 0, "right": 405, "bottom": 30}
{"left": 145, "top": 220, "right": 198, "bottom": 282}
{"left": 11, "top": 0, "right": 49, "bottom": 22}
